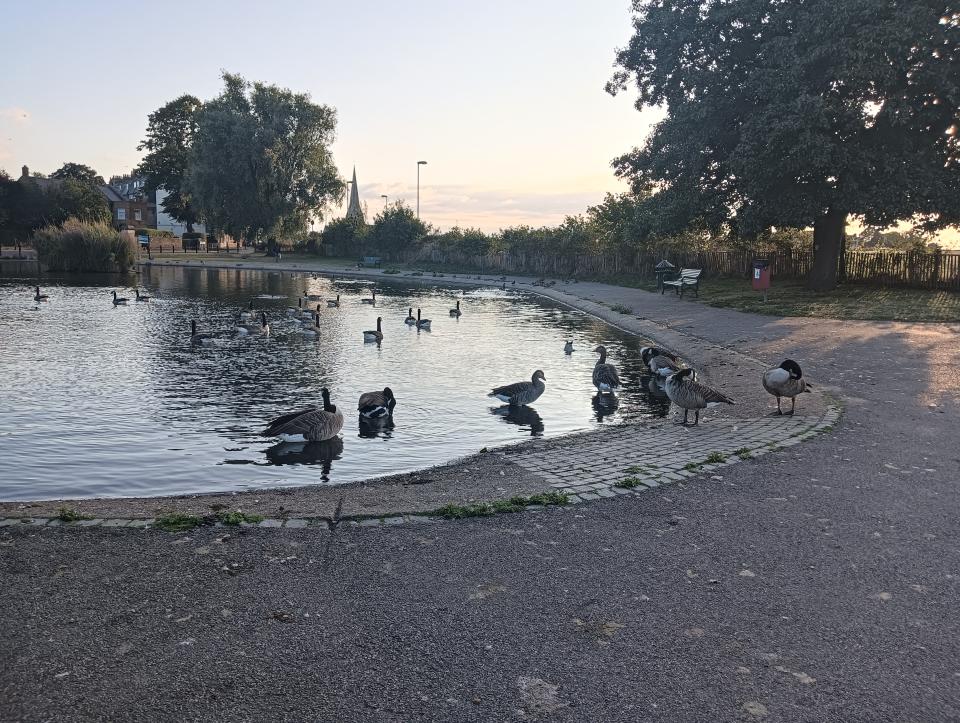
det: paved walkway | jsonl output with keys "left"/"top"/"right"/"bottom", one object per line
{"left": 2, "top": 257, "right": 958, "bottom": 721}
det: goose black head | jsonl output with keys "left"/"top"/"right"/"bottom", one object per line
{"left": 377, "top": 316, "right": 383, "bottom": 330}
{"left": 321, "top": 387, "right": 335, "bottom": 411}
{"left": 593, "top": 345, "right": 607, "bottom": 355}
{"left": 383, "top": 387, "right": 394, "bottom": 400}
{"left": 261, "top": 312, "right": 268, "bottom": 326}
{"left": 780, "top": 359, "right": 803, "bottom": 379}
{"left": 191, "top": 320, "right": 197, "bottom": 335}
{"left": 532, "top": 369, "right": 546, "bottom": 382}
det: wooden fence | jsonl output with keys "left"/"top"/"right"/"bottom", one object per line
{"left": 406, "top": 247, "right": 960, "bottom": 290}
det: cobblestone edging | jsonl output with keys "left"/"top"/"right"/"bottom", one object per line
{"left": 0, "top": 406, "right": 840, "bottom": 532}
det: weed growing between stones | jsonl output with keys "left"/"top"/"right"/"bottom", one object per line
{"left": 733, "top": 448, "right": 754, "bottom": 460}
{"left": 610, "top": 303, "right": 633, "bottom": 314}
{"left": 433, "top": 491, "right": 569, "bottom": 520}
{"left": 56, "top": 506, "right": 93, "bottom": 522}
{"left": 614, "top": 477, "right": 646, "bottom": 489}
{"left": 216, "top": 511, "right": 265, "bottom": 526}
{"left": 154, "top": 513, "right": 204, "bottom": 532}
{"left": 684, "top": 462, "right": 702, "bottom": 471}
{"left": 705, "top": 452, "right": 728, "bottom": 464}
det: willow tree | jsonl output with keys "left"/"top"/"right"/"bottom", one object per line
{"left": 608, "top": 1, "right": 959, "bottom": 289}
{"left": 186, "top": 73, "right": 344, "bottom": 244}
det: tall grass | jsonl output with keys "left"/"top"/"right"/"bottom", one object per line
{"left": 32, "top": 218, "right": 137, "bottom": 273}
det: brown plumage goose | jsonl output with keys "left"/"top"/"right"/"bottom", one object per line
{"left": 358, "top": 387, "right": 397, "bottom": 420}
{"left": 262, "top": 387, "right": 344, "bottom": 442}
{"left": 664, "top": 368, "right": 734, "bottom": 426}
{"left": 489, "top": 370, "right": 546, "bottom": 406}
{"left": 641, "top": 346, "right": 681, "bottom": 378}
{"left": 592, "top": 346, "right": 621, "bottom": 394}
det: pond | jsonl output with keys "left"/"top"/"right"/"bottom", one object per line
{"left": 0, "top": 265, "right": 670, "bottom": 500}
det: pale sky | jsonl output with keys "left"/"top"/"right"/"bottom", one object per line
{"left": 0, "top": 0, "right": 659, "bottom": 232}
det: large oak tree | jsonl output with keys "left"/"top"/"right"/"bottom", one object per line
{"left": 608, "top": 1, "right": 960, "bottom": 289}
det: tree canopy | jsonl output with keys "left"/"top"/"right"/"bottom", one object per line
{"left": 368, "top": 202, "right": 429, "bottom": 258}
{"left": 185, "top": 73, "right": 344, "bottom": 243}
{"left": 608, "top": 1, "right": 960, "bottom": 289}
{"left": 50, "top": 163, "right": 104, "bottom": 185}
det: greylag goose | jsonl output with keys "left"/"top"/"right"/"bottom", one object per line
{"left": 358, "top": 387, "right": 397, "bottom": 420}
{"left": 33, "top": 286, "right": 48, "bottom": 302}
{"left": 489, "top": 370, "right": 546, "bottom": 406}
{"left": 449, "top": 300, "right": 462, "bottom": 317}
{"left": 112, "top": 290, "right": 129, "bottom": 305}
{"left": 237, "top": 312, "right": 270, "bottom": 335}
{"left": 404, "top": 307, "right": 417, "bottom": 325}
{"left": 363, "top": 317, "right": 383, "bottom": 343}
{"left": 592, "top": 346, "right": 621, "bottom": 395}
{"left": 762, "top": 359, "right": 811, "bottom": 415}
{"left": 327, "top": 294, "right": 340, "bottom": 308}
{"left": 190, "top": 320, "right": 215, "bottom": 345}
{"left": 664, "top": 368, "right": 734, "bottom": 426}
{"left": 416, "top": 308, "right": 431, "bottom": 330}
{"left": 262, "top": 387, "right": 344, "bottom": 442}
{"left": 135, "top": 289, "right": 151, "bottom": 302}
{"left": 641, "top": 346, "right": 681, "bottom": 377}
{"left": 564, "top": 341, "right": 574, "bottom": 354}
{"left": 361, "top": 290, "right": 377, "bottom": 305}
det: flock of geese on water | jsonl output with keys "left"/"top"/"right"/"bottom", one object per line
{"left": 30, "top": 283, "right": 811, "bottom": 444}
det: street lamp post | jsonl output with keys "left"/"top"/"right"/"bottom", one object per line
{"left": 381, "top": 194, "right": 388, "bottom": 210}
{"left": 417, "top": 160, "right": 428, "bottom": 218}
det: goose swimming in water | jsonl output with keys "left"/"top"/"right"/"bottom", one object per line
{"left": 135, "top": 289, "right": 151, "bottom": 302}
{"left": 358, "top": 387, "right": 397, "bottom": 420}
{"left": 300, "top": 312, "right": 322, "bottom": 338}
{"left": 287, "top": 298, "right": 302, "bottom": 316}
{"left": 489, "top": 370, "right": 546, "bottom": 406}
{"left": 361, "top": 290, "right": 377, "bottom": 305}
{"left": 33, "top": 286, "right": 48, "bottom": 302}
{"left": 304, "top": 290, "right": 322, "bottom": 301}
{"left": 641, "top": 346, "right": 681, "bottom": 378}
{"left": 416, "top": 308, "right": 431, "bottom": 330}
{"left": 239, "top": 300, "right": 256, "bottom": 320}
{"left": 564, "top": 341, "right": 574, "bottom": 354}
{"left": 592, "top": 346, "right": 621, "bottom": 395}
{"left": 449, "top": 300, "right": 462, "bottom": 317}
{"left": 112, "top": 290, "right": 129, "bottom": 305}
{"left": 762, "top": 359, "right": 811, "bottom": 415}
{"left": 363, "top": 317, "right": 383, "bottom": 343}
{"left": 190, "top": 320, "right": 215, "bottom": 345}
{"left": 327, "top": 294, "right": 340, "bottom": 308}
{"left": 237, "top": 312, "right": 270, "bottom": 335}
{"left": 262, "top": 387, "right": 344, "bottom": 442}
{"left": 404, "top": 307, "right": 416, "bottom": 325}
{"left": 664, "top": 368, "right": 734, "bottom": 426}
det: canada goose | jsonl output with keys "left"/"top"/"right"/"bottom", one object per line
{"left": 239, "top": 300, "right": 255, "bottom": 320}
{"left": 641, "top": 346, "right": 681, "bottom": 377}
{"left": 363, "top": 317, "right": 383, "bottom": 343}
{"left": 135, "top": 289, "right": 151, "bottom": 302}
{"left": 564, "top": 341, "right": 574, "bottom": 354}
{"left": 664, "top": 368, "right": 734, "bottom": 426}
{"left": 361, "top": 289, "right": 377, "bottom": 304}
{"left": 404, "top": 307, "right": 416, "bottom": 325}
{"left": 449, "top": 300, "right": 462, "bottom": 317}
{"left": 287, "top": 298, "right": 302, "bottom": 316}
{"left": 190, "top": 320, "right": 215, "bottom": 345}
{"left": 489, "top": 370, "right": 546, "bottom": 406}
{"left": 500, "top": 283, "right": 506, "bottom": 291}
{"left": 300, "top": 304, "right": 322, "bottom": 325}
{"left": 327, "top": 294, "right": 340, "bottom": 308}
{"left": 592, "top": 346, "right": 621, "bottom": 395}
{"left": 33, "top": 286, "right": 48, "bottom": 302}
{"left": 304, "top": 290, "right": 322, "bottom": 301}
{"left": 237, "top": 312, "right": 270, "bottom": 335}
{"left": 416, "top": 308, "right": 431, "bottom": 330}
{"left": 300, "top": 312, "right": 322, "bottom": 338}
{"left": 358, "top": 387, "right": 397, "bottom": 420}
{"left": 762, "top": 359, "right": 811, "bottom": 415}
{"left": 262, "top": 387, "right": 344, "bottom": 442}
{"left": 112, "top": 290, "right": 129, "bottom": 305}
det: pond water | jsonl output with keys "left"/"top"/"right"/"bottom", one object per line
{"left": 0, "top": 265, "right": 670, "bottom": 500}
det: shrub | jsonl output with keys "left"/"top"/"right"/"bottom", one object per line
{"left": 32, "top": 218, "right": 136, "bottom": 272}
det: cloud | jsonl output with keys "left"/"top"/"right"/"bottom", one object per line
{"left": 0, "top": 107, "right": 31, "bottom": 124}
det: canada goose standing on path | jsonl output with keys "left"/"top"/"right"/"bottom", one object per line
{"left": 404, "top": 307, "right": 416, "bottom": 325}
{"left": 592, "top": 346, "right": 621, "bottom": 395}
{"left": 358, "top": 387, "right": 397, "bottom": 420}
{"left": 762, "top": 359, "right": 811, "bottom": 415}
{"left": 416, "top": 308, "right": 431, "bottom": 330}
{"left": 190, "top": 320, "right": 215, "bottom": 345}
{"left": 664, "top": 368, "right": 734, "bottom": 426}
{"left": 262, "top": 387, "right": 344, "bottom": 442}
{"left": 564, "top": 341, "right": 574, "bottom": 354}
{"left": 112, "top": 290, "right": 129, "bottom": 305}
{"left": 135, "top": 289, "right": 151, "bottom": 302}
{"left": 33, "top": 286, "right": 48, "bottom": 302}
{"left": 361, "top": 290, "right": 377, "bottom": 304}
{"left": 489, "top": 370, "right": 546, "bottom": 406}
{"left": 449, "top": 300, "right": 462, "bottom": 317}
{"left": 363, "top": 317, "right": 383, "bottom": 343}
{"left": 327, "top": 294, "right": 340, "bottom": 308}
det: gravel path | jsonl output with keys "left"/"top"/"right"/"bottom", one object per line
{"left": 2, "top": 267, "right": 958, "bottom": 722}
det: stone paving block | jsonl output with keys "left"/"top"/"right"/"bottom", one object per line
{"left": 75, "top": 519, "right": 103, "bottom": 527}
{"left": 579, "top": 492, "right": 600, "bottom": 501}
{"left": 128, "top": 519, "right": 153, "bottom": 528}
{"left": 596, "top": 489, "right": 616, "bottom": 498}
{"left": 102, "top": 519, "right": 130, "bottom": 527}
{"left": 383, "top": 516, "right": 405, "bottom": 526}
{"left": 0, "top": 518, "right": 21, "bottom": 527}
{"left": 284, "top": 519, "right": 308, "bottom": 528}
{"left": 28, "top": 518, "right": 50, "bottom": 526}
{"left": 357, "top": 519, "right": 381, "bottom": 527}
{"left": 258, "top": 519, "right": 283, "bottom": 528}
{"left": 46, "top": 519, "right": 63, "bottom": 527}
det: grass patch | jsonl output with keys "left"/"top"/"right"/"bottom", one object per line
{"left": 625, "top": 464, "right": 651, "bottom": 474}
{"left": 154, "top": 513, "right": 204, "bottom": 532}
{"left": 610, "top": 303, "right": 633, "bottom": 314}
{"left": 55, "top": 506, "right": 93, "bottom": 523}
{"left": 614, "top": 477, "right": 647, "bottom": 489}
{"left": 733, "top": 447, "right": 754, "bottom": 460}
{"left": 216, "top": 511, "right": 264, "bottom": 526}
{"left": 683, "top": 462, "right": 702, "bottom": 471}
{"left": 382, "top": 267, "right": 401, "bottom": 274}
{"left": 433, "top": 491, "right": 569, "bottom": 519}
{"left": 705, "top": 451, "right": 728, "bottom": 464}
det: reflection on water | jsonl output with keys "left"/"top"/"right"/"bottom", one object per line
{"left": 592, "top": 393, "right": 620, "bottom": 423}
{"left": 264, "top": 438, "right": 344, "bottom": 477}
{"left": 357, "top": 415, "right": 395, "bottom": 439}
{"left": 490, "top": 404, "right": 545, "bottom": 437}
{"left": 0, "top": 264, "right": 671, "bottom": 499}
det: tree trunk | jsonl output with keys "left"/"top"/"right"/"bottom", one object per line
{"left": 185, "top": 221, "right": 194, "bottom": 234}
{"left": 808, "top": 208, "right": 846, "bottom": 291}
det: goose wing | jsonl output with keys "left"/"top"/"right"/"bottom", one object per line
{"left": 490, "top": 380, "right": 532, "bottom": 399}
{"left": 650, "top": 354, "right": 680, "bottom": 376}
{"left": 687, "top": 378, "right": 734, "bottom": 405}
{"left": 593, "top": 363, "right": 621, "bottom": 388}
{"left": 358, "top": 391, "right": 387, "bottom": 410}
{"left": 262, "top": 407, "right": 343, "bottom": 440}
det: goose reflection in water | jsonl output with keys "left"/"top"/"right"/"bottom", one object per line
{"left": 591, "top": 393, "right": 619, "bottom": 423}
{"left": 264, "top": 437, "right": 344, "bottom": 477}
{"left": 646, "top": 376, "right": 669, "bottom": 400}
{"left": 358, "top": 415, "right": 395, "bottom": 439}
{"left": 490, "top": 405, "right": 545, "bottom": 437}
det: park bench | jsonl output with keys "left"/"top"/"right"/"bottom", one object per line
{"left": 358, "top": 256, "right": 382, "bottom": 268}
{"left": 661, "top": 268, "right": 702, "bottom": 297}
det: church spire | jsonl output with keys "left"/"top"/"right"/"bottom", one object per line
{"left": 346, "top": 166, "right": 364, "bottom": 221}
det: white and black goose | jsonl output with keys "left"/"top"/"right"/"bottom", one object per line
{"left": 135, "top": 289, "right": 151, "bottom": 302}
{"left": 449, "top": 300, "right": 462, "bottom": 317}
{"left": 33, "top": 286, "right": 49, "bottom": 302}
{"left": 304, "top": 290, "right": 323, "bottom": 301}
{"left": 239, "top": 299, "right": 256, "bottom": 320}
{"left": 190, "top": 320, "right": 216, "bottom": 345}
{"left": 363, "top": 316, "right": 384, "bottom": 343}
{"left": 416, "top": 308, "right": 431, "bottom": 330}
{"left": 641, "top": 346, "right": 681, "bottom": 378}
{"left": 300, "top": 312, "right": 322, "bottom": 338}
{"left": 326, "top": 294, "right": 340, "bottom": 308}
{"left": 287, "top": 298, "right": 303, "bottom": 316}
{"left": 361, "top": 289, "right": 377, "bottom": 305}
{"left": 664, "top": 368, "right": 734, "bottom": 426}
{"left": 112, "top": 290, "right": 129, "bottom": 306}
{"left": 358, "top": 387, "right": 397, "bottom": 420}
{"left": 592, "top": 346, "right": 621, "bottom": 395}
{"left": 489, "top": 370, "right": 546, "bottom": 406}
{"left": 262, "top": 387, "right": 344, "bottom": 442}
{"left": 404, "top": 307, "right": 417, "bottom": 325}
{"left": 762, "top": 359, "right": 811, "bottom": 415}
{"left": 237, "top": 312, "right": 270, "bottom": 336}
